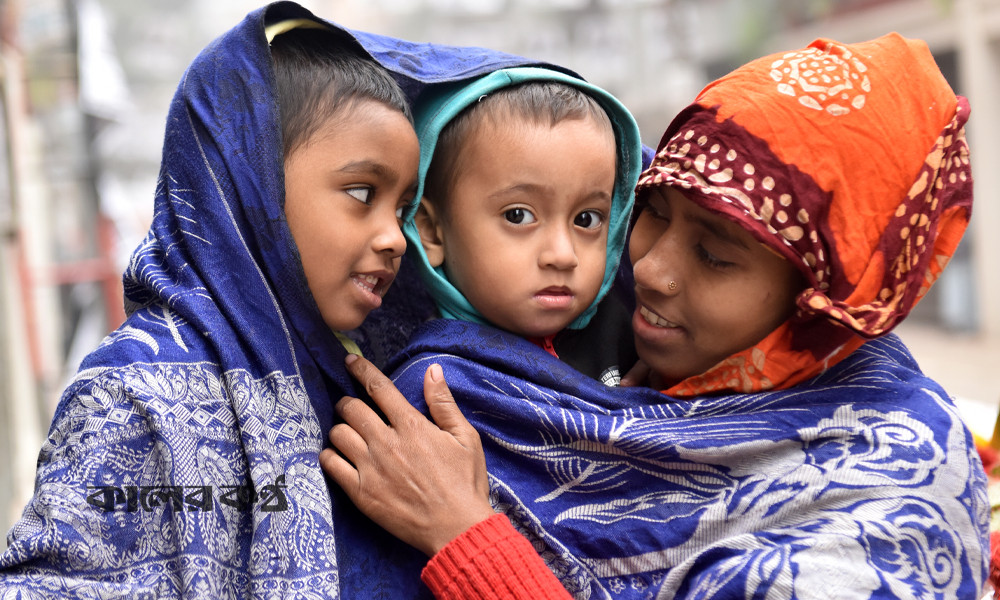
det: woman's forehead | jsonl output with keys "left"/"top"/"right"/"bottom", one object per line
{"left": 658, "top": 187, "right": 756, "bottom": 248}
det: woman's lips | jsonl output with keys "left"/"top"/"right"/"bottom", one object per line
{"left": 638, "top": 305, "right": 680, "bottom": 328}
{"left": 633, "top": 304, "right": 686, "bottom": 344}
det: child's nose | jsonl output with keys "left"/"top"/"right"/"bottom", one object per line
{"left": 373, "top": 216, "right": 406, "bottom": 258}
{"left": 538, "top": 227, "right": 579, "bottom": 270}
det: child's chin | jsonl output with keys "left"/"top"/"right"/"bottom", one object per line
{"left": 516, "top": 323, "right": 569, "bottom": 340}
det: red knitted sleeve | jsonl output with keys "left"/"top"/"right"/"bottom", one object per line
{"left": 421, "top": 513, "right": 573, "bottom": 600}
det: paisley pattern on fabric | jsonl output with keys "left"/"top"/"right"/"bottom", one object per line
{"left": 389, "top": 318, "right": 989, "bottom": 599}
{"left": 2, "top": 345, "right": 335, "bottom": 598}
{"left": 0, "top": 2, "right": 565, "bottom": 598}
{"left": 770, "top": 42, "right": 871, "bottom": 115}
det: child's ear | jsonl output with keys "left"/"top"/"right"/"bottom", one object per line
{"left": 414, "top": 199, "right": 445, "bottom": 268}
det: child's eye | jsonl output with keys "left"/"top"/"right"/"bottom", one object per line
{"left": 574, "top": 210, "right": 604, "bottom": 230}
{"left": 504, "top": 208, "right": 536, "bottom": 225}
{"left": 346, "top": 186, "right": 373, "bottom": 204}
{"left": 696, "top": 245, "right": 735, "bottom": 270}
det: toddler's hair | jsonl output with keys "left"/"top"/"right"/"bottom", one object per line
{"left": 270, "top": 27, "right": 411, "bottom": 159}
{"left": 424, "top": 81, "right": 614, "bottom": 204}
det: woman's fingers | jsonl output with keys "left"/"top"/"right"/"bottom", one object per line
{"left": 620, "top": 359, "right": 651, "bottom": 387}
{"left": 319, "top": 359, "right": 495, "bottom": 556}
{"left": 318, "top": 447, "right": 358, "bottom": 494}
{"left": 328, "top": 420, "right": 369, "bottom": 464}
{"left": 344, "top": 354, "right": 415, "bottom": 425}
{"left": 336, "top": 395, "right": 384, "bottom": 442}
{"left": 422, "top": 363, "right": 490, "bottom": 503}
{"left": 423, "top": 364, "right": 477, "bottom": 444}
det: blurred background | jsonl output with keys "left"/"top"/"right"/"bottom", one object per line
{"left": 1, "top": 0, "right": 998, "bottom": 541}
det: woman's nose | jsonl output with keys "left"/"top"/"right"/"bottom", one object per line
{"left": 633, "top": 234, "right": 681, "bottom": 296}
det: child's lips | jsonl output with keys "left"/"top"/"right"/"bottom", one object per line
{"left": 534, "top": 286, "right": 574, "bottom": 309}
{"left": 351, "top": 271, "right": 394, "bottom": 307}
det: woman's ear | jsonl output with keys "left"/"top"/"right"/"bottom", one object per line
{"left": 415, "top": 199, "right": 445, "bottom": 268}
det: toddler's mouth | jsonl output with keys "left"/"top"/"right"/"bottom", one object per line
{"left": 534, "top": 286, "right": 574, "bottom": 309}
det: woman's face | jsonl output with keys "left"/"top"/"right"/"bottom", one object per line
{"left": 628, "top": 187, "right": 804, "bottom": 389}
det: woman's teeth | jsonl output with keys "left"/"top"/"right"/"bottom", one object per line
{"left": 640, "top": 305, "right": 679, "bottom": 328}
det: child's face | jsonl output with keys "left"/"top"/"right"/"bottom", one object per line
{"left": 284, "top": 101, "right": 419, "bottom": 332}
{"left": 629, "top": 187, "right": 804, "bottom": 388}
{"left": 430, "top": 117, "right": 616, "bottom": 338}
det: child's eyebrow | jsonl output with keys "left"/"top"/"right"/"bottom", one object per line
{"left": 488, "top": 184, "right": 612, "bottom": 204}
{"left": 488, "top": 183, "right": 552, "bottom": 200}
{"left": 339, "top": 160, "right": 400, "bottom": 183}
{"left": 588, "top": 190, "right": 613, "bottom": 204}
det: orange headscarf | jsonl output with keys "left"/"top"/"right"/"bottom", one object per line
{"left": 636, "top": 33, "right": 973, "bottom": 396}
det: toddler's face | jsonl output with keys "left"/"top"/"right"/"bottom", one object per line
{"left": 629, "top": 187, "right": 804, "bottom": 388}
{"left": 432, "top": 117, "right": 616, "bottom": 338}
{"left": 284, "top": 101, "right": 419, "bottom": 331}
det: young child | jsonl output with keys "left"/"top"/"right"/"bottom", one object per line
{"left": 321, "top": 33, "right": 987, "bottom": 600}
{"left": 0, "top": 4, "right": 562, "bottom": 598}
{"left": 402, "top": 68, "right": 645, "bottom": 385}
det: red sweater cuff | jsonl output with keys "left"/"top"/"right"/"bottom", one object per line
{"left": 421, "top": 513, "right": 572, "bottom": 600}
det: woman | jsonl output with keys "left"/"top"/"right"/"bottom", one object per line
{"left": 322, "top": 33, "right": 989, "bottom": 599}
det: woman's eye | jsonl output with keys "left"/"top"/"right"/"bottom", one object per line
{"left": 574, "top": 210, "right": 603, "bottom": 230}
{"left": 346, "top": 187, "right": 372, "bottom": 204}
{"left": 504, "top": 208, "right": 536, "bottom": 224}
{"left": 644, "top": 201, "right": 669, "bottom": 222}
{"left": 696, "top": 245, "right": 734, "bottom": 270}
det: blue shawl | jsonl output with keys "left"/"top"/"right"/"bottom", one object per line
{"left": 388, "top": 319, "right": 990, "bottom": 598}
{"left": 0, "top": 2, "right": 578, "bottom": 598}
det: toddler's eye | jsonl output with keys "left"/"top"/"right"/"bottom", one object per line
{"left": 574, "top": 210, "right": 603, "bottom": 229}
{"left": 346, "top": 187, "right": 372, "bottom": 204}
{"left": 504, "top": 208, "right": 536, "bottom": 224}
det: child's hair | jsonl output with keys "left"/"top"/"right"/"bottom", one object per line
{"left": 423, "top": 81, "right": 614, "bottom": 204}
{"left": 270, "top": 27, "right": 412, "bottom": 159}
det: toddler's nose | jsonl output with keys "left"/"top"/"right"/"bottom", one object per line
{"left": 538, "top": 227, "right": 579, "bottom": 270}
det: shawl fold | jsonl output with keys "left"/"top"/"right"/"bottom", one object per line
{"left": 388, "top": 318, "right": 989, "bottom": 598}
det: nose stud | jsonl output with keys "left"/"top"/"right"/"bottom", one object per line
{"left": 668, "top": 281, "right": 678, "bottom": 291}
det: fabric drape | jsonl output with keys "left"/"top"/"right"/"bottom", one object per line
{"left": 388, "top": 318, "right": 989, "bottom": 599}
{"left": 636, "top": 34, "right": 973, "bottom": 397}
{"left": 0, "top": 3, "right": 572, "bottom": 598}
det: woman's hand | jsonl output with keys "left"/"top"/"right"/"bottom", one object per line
{"left": 319, "top": 355, "right": 495, "bottom": 556}
{"left": 620, "top": 359, "right": 651, "bottom": 387}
